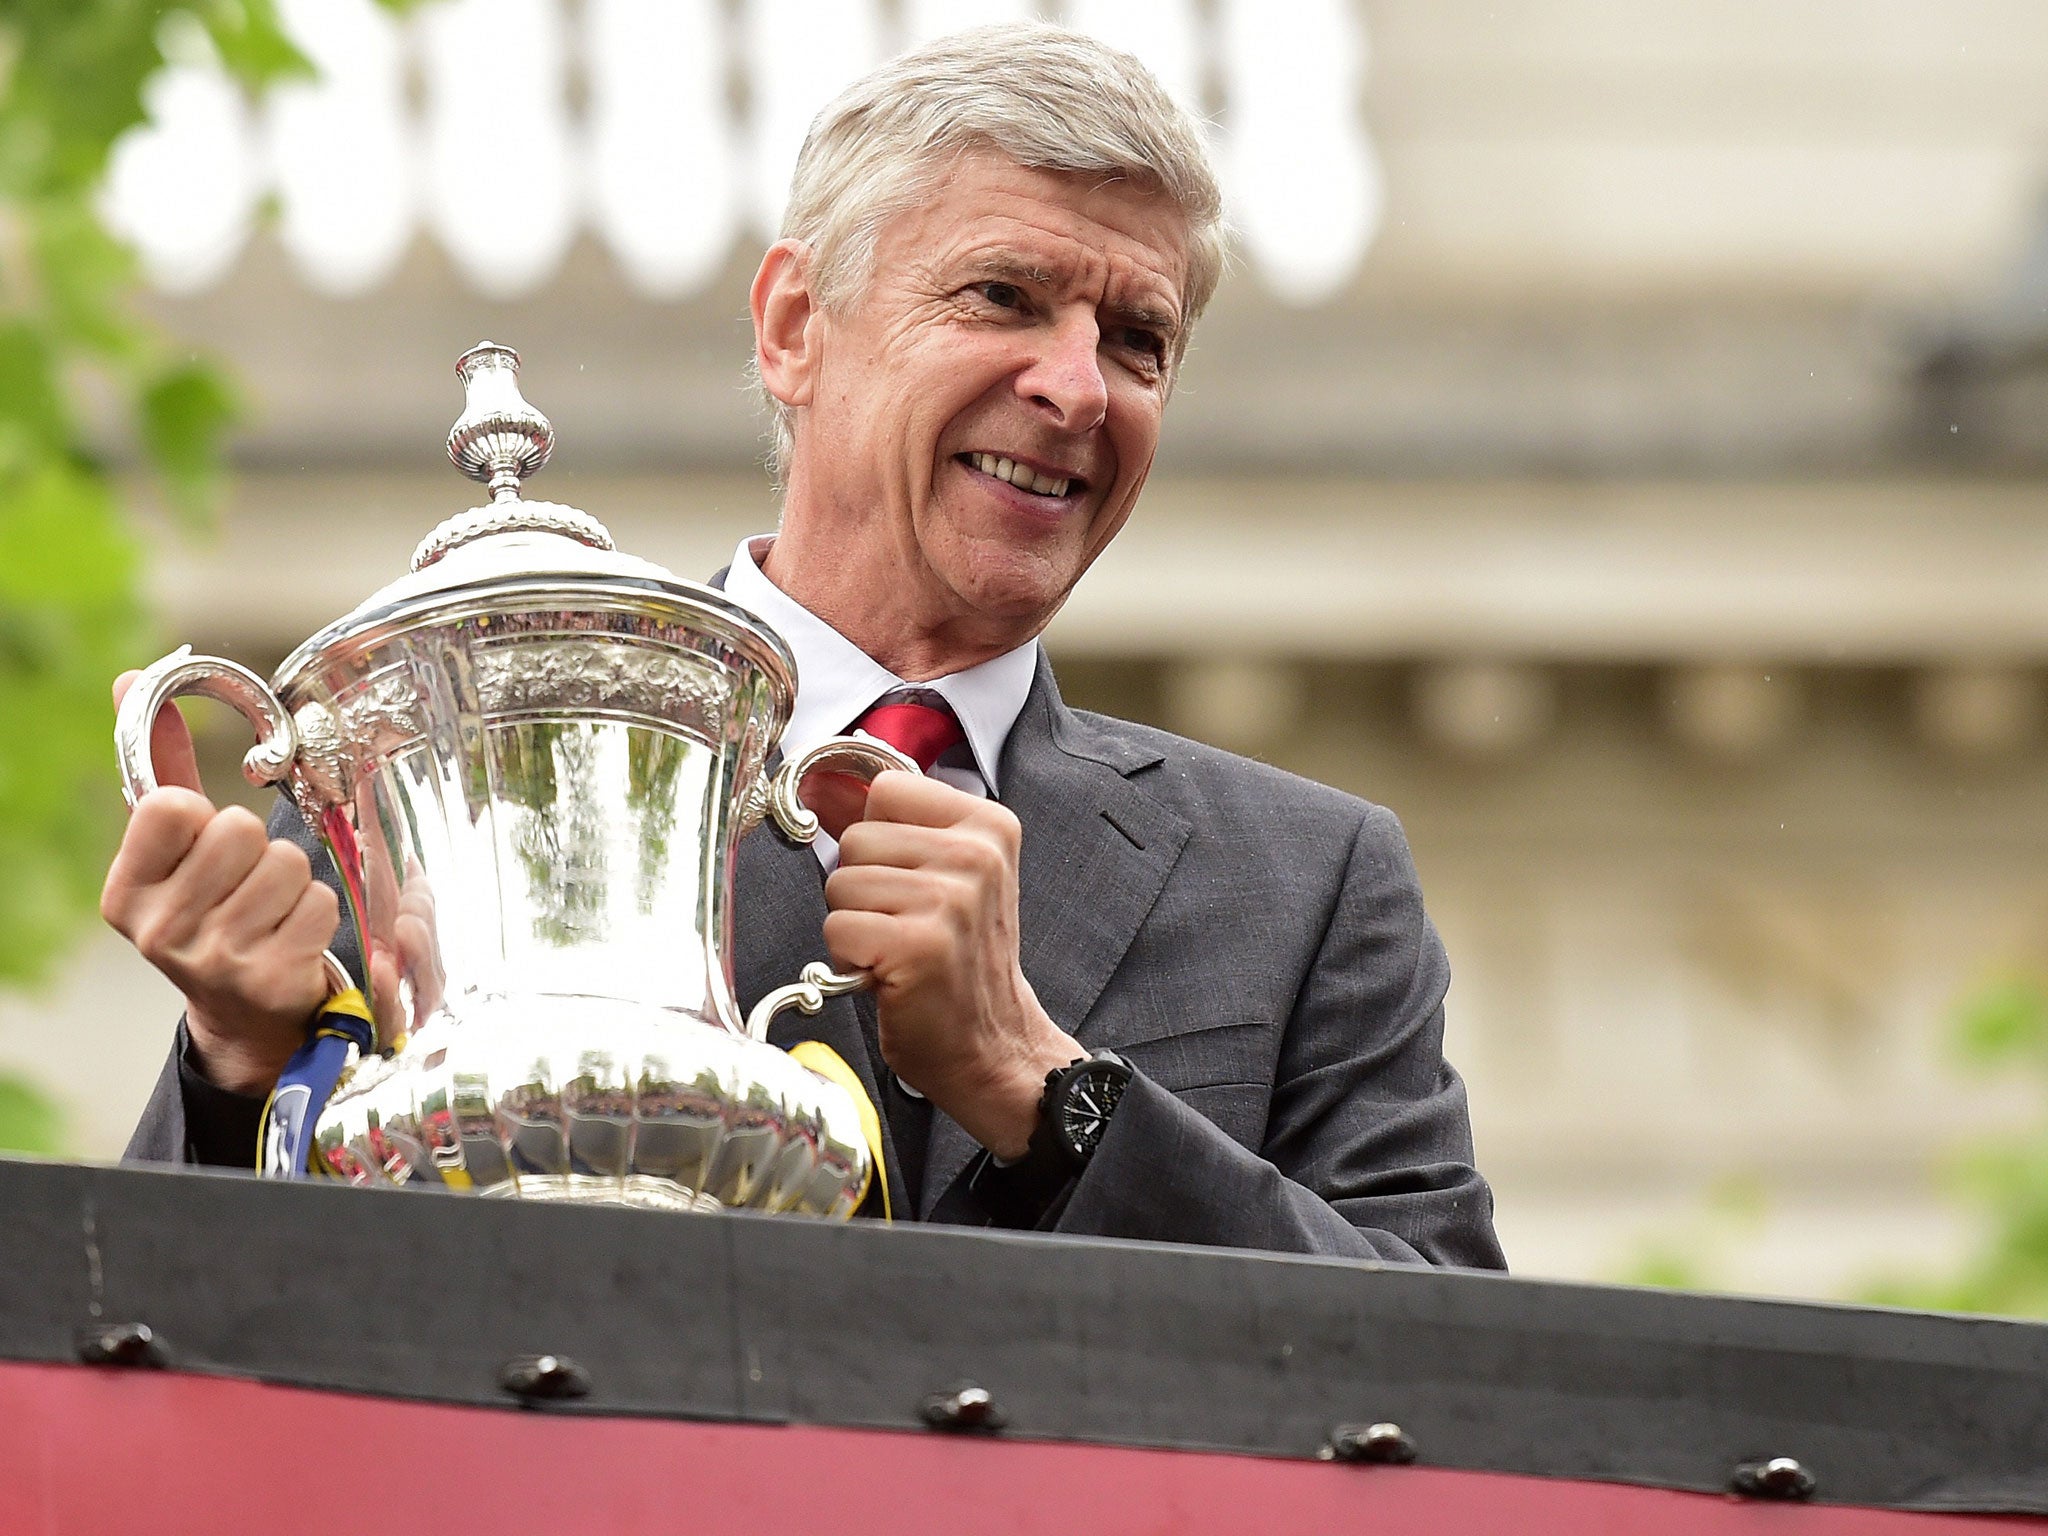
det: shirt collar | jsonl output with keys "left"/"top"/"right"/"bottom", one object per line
{"left": 722, "top": 536, "right": 1038, "bottom": 793}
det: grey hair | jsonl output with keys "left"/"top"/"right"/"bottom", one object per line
{"left": 757, "top": 21, "right": 1226, "bottom": 481}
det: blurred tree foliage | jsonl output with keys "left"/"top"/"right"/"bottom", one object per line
{"left": 1860, "top": 976, "right": 2048, "bottom": 1319}
{"left": 1617, "top": 1171, "right": 1771, "bottom": 1296}
{"left": 1623, "top": 976, "right": 2048, "bottom": 1320}
{"left": 0, "top": 1, "right": 411, "bottom": 1153}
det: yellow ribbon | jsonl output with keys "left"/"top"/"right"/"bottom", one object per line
{"left": 786, "top": 1040, "right": 889, "bottom": 1222}
{"left": 319, "top": 986, "right": 374, "bottom": 1028}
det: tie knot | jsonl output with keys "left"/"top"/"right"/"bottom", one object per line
{"left": 854, "top": 695, "right": 965, "bottom": 774}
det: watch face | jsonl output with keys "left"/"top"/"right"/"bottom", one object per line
{"left": 1059, "top": 1065, "right": 1128, "bottom": 1160}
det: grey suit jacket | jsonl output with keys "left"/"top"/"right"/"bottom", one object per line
{"left": 127, "top": 652, "right": 1503, "bottom": 1269}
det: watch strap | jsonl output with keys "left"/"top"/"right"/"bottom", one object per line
{"left": 966, "top": 1050, "right": 1132, "bottom": 1228}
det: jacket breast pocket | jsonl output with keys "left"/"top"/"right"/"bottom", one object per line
{"left": 1114, "top": 1015, "right": 1272, "bottom": 1093}
{"left": 1116, "top": 1021, "right": 1274, "bottom": 1153}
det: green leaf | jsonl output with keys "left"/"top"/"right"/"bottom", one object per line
{"left": 0, "top": 1072, "right": 66, "bottom": 1156}
{"left": 0, "top": 320, "right": 73, "bottom": 451}
{"left": 1955, "top": 976, "right": 2048, "bottom": 1069}
{"left": 1855, "top": 970, "right": 2048, "bottom": 1319}
{"left": 0, "top": 458, "right": 147, "bottom": 986}
{"left": 0, "top": 1, "right": 173, "bottom": 196}
{"left": 1622, "top": 1245, "right": 1712, "bottom": 1292}
{"left": 196, "top": 0, "right": 314, "bottom": 86}
{"left": 29, "top": 194, "right": 140, "bottom": 360}
{"left": 139, "top": 360, "right": 240, "bottom": 525}
{"left": 1704, "top": 1171, "right": 1770, "bottom": 1223}
{"left": 0, "top": 109, "right": 59, "bottom": 202}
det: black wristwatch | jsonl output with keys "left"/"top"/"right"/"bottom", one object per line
{"left": 1030, "top": 1049, "right": 1134, "bottom": 1173}
{"left": 967, "top": 1050, "right": 1133, "bottom": 1226}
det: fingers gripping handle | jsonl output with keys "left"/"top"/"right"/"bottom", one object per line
{"left": 744, "top": 733, "right": 919, "bottom": 1043}
{"left": 115, "top": 645, "right": 298, "bottom": 807}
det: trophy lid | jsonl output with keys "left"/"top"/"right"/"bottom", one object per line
{"left": 273, "top": 342, "right": 794, "bottom": 692}
{"left": 347, "top": 342, "right": 684, "bottom": 604}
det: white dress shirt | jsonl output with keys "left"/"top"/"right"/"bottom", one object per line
{"left": 722, "top": 536, "right": 1039, "bottom": 871}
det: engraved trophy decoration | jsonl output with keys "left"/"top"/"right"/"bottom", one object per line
{"left": 114, "top": 344, "right": 913, "bottom": 1217}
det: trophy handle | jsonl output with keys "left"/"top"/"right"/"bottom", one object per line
{"left": 760, "top": 733, "right": 919, "bottom": 847}
{"left": 744, "top": 733, "right": 920, "bottom": 1042}
{"left": 114, "top": 644, "right": 299, "bottom": 807}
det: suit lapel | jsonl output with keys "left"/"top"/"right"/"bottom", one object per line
{"left": 918, "top": 654, "right": 1192, "bottom": 1211}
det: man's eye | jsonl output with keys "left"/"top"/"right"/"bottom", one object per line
{"left": 1120, "top": 328, "right": 1167, "bottom": 362}
{"left": 980, "top": 281, "right": 1024, "bottom": 309}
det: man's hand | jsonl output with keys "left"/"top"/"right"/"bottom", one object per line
{"left": 99, "top": 673, "right": 338, "bottom": 1096}
{"left": 823, "top": 770, "right": 1082, "bottom": 1159}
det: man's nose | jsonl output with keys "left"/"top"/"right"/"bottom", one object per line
{"left": 1015, "top": 314, "right": 1109, "bottom": 432}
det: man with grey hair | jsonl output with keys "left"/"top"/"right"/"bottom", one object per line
{"left": 109, "top": 24, "right": 1502, "bottom": 1267}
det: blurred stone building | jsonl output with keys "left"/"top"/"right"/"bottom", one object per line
{"left": 12, "top": 0, "right": 2048, "bottom": 1298}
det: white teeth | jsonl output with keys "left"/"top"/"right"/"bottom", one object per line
{"left": 969, "top": 452, "right": 1071, "bottom": 498}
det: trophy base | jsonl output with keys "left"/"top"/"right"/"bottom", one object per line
{"left": 479, "top": 1176, "right": 725, "bottom": 1214}
{"left": 304, "top": 995, "right": 870, "bottom": 1219}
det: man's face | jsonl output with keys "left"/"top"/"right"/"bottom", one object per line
{"left": 779, "top": 154, "right": 1191, "bottom": 645}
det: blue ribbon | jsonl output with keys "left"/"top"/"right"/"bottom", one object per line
{"left": 259, "top": 988, "right": 376, "bottom": 1178}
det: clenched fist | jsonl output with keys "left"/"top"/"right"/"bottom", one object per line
{"left": 99, "top": 673, "right": 338, "bottom": 1095}
{"left": 822, "top": 770, "right": 1082, "bottom": 1159}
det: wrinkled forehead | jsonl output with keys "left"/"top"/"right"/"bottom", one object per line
{"left": 878, "top": 152, "right": 1193, "bottom": 309}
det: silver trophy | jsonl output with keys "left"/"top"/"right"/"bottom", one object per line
{"left": 114, "top": 343, "right": 911, "bottom": 1217}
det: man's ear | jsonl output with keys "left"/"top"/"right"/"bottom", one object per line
{"left": 752, "top": 239, "right": 819, "bottom": 409}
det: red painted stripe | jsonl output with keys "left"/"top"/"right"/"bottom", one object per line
{"left": 0, "top": 1360, "right": 2033, "bottom": 1534}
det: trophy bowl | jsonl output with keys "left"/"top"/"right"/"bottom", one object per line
{"left": 114, "top": 344, "right": 905, "bottom": 1218}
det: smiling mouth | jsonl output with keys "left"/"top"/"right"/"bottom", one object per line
{"left": 958, "top": 451, "right": 1082, "bottom": 500}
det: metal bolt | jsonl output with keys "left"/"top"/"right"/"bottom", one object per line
{"left": 500, "top": 1353, "right": 591, "bottom": 1404}
{"left": 1732, "top": 1456, "right": 1817, "bottom": 1501}
{"left": 75, "top": 1322, "right": 168, "bottom": 1369}
{"left": 1324, "top": 1421, "right": 1418, "bottom": 1465}
{"left": 921, "top": 1383, "right": 1005, "bottom": 1433}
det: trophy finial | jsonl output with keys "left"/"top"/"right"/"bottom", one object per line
{"left": 411, "top": 343, "right": 614, "bottom": 572}
{"left": 447, "top": 341, "right": 554, "bottom": 503}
